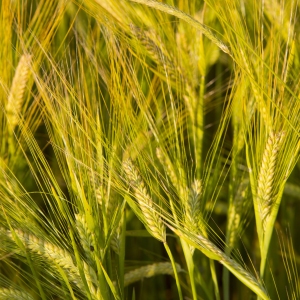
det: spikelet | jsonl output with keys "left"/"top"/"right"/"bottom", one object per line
{"left": 6, "top": 54, "right": 32, "bottom": 132}
{"left": 256, "top": 131, "right": 285, "bottom": 231}
{"left": 123, "top": 159, "right": 166, "bottom": 242}
{"left": 0, "top": 288, "right": 34, "bottom": 300}
{"left": 123, "top": 262, "right": 182, "bottom": 286}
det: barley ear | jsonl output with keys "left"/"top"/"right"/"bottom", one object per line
{"left": 75, "top": 213, "right": 96, "bottom": 264}
{"left": 184, "top": 179, "right": 203, "bottom": 254}
{"left": 156, "top": 147, "right": 187, "bottom": 201}
{"left": 226, "top": 178, "right": 250, "bottom": 251}
{"left": 256, "top": 131, "right": 285, "bottom": 233}
{"left": 83, "top": 262, "right": 100, "bottom": 300}
{"left": 0, "top": 288, "right": 34, "bottom": 300}
{"left": 130, "top": 25, "right": 176, "bottom": 78}
{"left": 122, "top": 159, "right": 166, "bottom": 242}
{"left": 129, "top": 0, "right": 231, "bottom": 55}
{"left": 185, "top": 179, "right": 203, "bottom": 231}
{"left": 6, "top": 54, "right": 32, "bottom": 132}
{"left": 123, "top": 262, "right": 182, "bottom": 286}
{"left": 167, "top": 224, "right": 270, "bottom": 300}
{"left": 6, "top": 228, "right": 84, "bottom": 291}
{"left": 110, "top": 221, "right": 122, "bottom": 255}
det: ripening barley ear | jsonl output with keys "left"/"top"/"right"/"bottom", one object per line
{"left": 0, "top": 288, "right": 34, "bottom": 300}
{"left": 6, "top": 54, "right": 32, "bottom": 133}
{"left": 83, "top": 262, "right": 100, "bottom": 299}
{"left": 256, "top": 131, "right": 285, "bottom": 233}
{"left": 130, "top": 24, "right": 177, "bottom": 79}
{"left": 4, "top": 228, "right": 85, "bottom": 291}
{"left": 122, "top": 159, "right": 183, "bottom": 299}
{"left": 167, "top": 223, "right": 270, "bottom": 300}
{"left": 122, "top": 159, "right": 166, "bottom": 243}
{"left": 155, "top": 147, "right": 188, "bottom": 207}
{"left": 226, "top": 178, "right": 250, "bottom": 252}
{"left": 110, "top": 218, "right": 122, "bottom": 255}
{"left": 123, "top": 262, "right": 182, "bottom": 286}
{"left": 75, "top": 213, "right": 96, "bottom": 265}
{"left": 184, "top": 179, "right": 203, "bottom": 254}
{"left": 129, "top": 0, "right": 231, "bottom": 56}
{"left": 185, "top": 179, "right": 203, "bottom": 232}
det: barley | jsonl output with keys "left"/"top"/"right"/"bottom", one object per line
{"left": 122, "top": 159, "right": 166, "bottom": 242}
{"left": 106, "top": 192, "right": 123, "bottom": 254}
{"left": 0, "top": 288, "right": 34, "bottom": 300}
{"left": 130, "top": 24, "right": 176, "bottom": 78}
{"left": 156, "top": 148, "right": 178, "bottom": 189}
{"left": 156, "top": 148, "right": 187, "bottom": 200}
{"left": 168, "top": 225, "right": 269, "bottom": 300}
{"left": 123, "top": 262, "right": 182, "bottom": 286}
{"left": 75, "top": 213, "right": 95, "bottom": 263}
{"left": 226, "top": 179, "right": 250, "bottom": 250}
{"left": 95, "top": 186, "right": 103, "bottom": 206}
{"left": 256, "top": 131, "right": 284, "bottom": 231}
{"left": 110, "top": 222, "right": 121, "bottom": 255}
{"left": 185, "top": 179, "right": 203, "bottom": 232}
{"left": 6, "top": 54, "right": 32, "bottom": 131}
{"left": 6, "top": 228, "right": 84, "bottom": 290}
{"left": 129, "top": 0, "right": 231, "bottom": 55}
{"left": 83, "top": 262, "right": 100, "bottom": 300}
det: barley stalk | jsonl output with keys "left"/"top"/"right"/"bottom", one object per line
{"left": 6, "top": 54, "right": 32, "bottom": 131}
{"left": 123, "top": 262, "right": 182, "bottom": 286}
{"left": 0, "top": 288, "right": 34, "bottom": 300}
{"left": 122, "top": 159, "right": 166, "bottom": 242}
{"left": 256, "top": 131, "right": 284, "bottom": 231}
